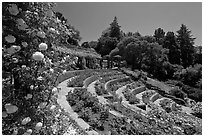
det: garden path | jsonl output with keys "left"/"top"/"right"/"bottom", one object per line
{"left": 56, "top": 78, "right": 98, "bottom": 135}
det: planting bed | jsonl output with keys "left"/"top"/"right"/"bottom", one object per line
{"left": 65, "top": 88, "right": 151, "bottom": 135}
{"left": 61, "top": 69, "right": 201, "bottom": 135}
{"left": 66, "top": 69, "right": 123, "bottom": 87}
{"left": 108, "top": 78, "right": 134, "bottom": 94}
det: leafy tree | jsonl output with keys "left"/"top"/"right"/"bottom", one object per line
{"left": 194, "top": 45, "right": 202, "bottom": 64}
{"left": 163, "top": 31, "right": 181, "bottom": 64}
{"left": 117, "top": 36, "right": 139, "bottom": 56}
{"left": 124, "top": 41, "right": 145, "bottom": 70}
{"left": 176, "top": 24, "right": 196, "bottom": 68}
{"left": 81, "top": 41, "right": 90, "bottom": 48}
{"left": 89, "top": 41, "right": 98, "bottom": 49}
{"left": 96, "top": 16, "right": 122, "bottom": 56}
{"left": 153, "top": 28, "right": 165, "bottom": 45}
{"left": 124, "top": 31, "right": 141, "bottom": 38}
{"left": 139, "top": 35, "right": 156, "bottom": 43}
{"left": 96, "top": 36, "right": 118, "bottom": 56}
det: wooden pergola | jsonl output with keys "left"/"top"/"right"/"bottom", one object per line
{"left": 52, "top": 46, "right": 102, "bottom": 69}
{"left": 100, "top": 54, "right": 122, "bottom": 69}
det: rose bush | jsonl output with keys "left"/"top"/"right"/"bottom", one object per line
{"left": 2, "top": 2, "right": 81, "bottom": 135}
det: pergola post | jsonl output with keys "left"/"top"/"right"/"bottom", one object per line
{"left": 100, "top": 59, "right": 103, "bottom": 69}
{"left": 107, "top": 58, "right": 110, "bottom": 69}
{"left": 118, "top": 57, "right": 121, "bottom": 69}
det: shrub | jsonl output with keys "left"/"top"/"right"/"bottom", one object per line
{"left": 169, "top": 87, "right": 187, "bottom": 100}
{"left": 174, "top": 64, "right": 202, "bottom": 87}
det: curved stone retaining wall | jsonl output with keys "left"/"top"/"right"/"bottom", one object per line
{"left": 164, "top": 94, "right": 186, "bottom": 106}
{"left": 150, "top": 93, "right": 162, "bottom": 102}
{"left": 83, "top": 75, "right": 99, "bottom": 88}
{"left": 56, "top": 69, "right": 91, "bottom": 86}
{"left": 105, "top": 77, "right": 130, "bottom": 91}
{"left": 130, "top": 86, "right": 146, "bottom": 96}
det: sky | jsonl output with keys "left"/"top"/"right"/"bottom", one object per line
{"left": 54, "top": 2, "right": 202, "bottom": 46}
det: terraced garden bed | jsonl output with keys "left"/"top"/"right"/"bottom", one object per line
{"left": 65, "top": 88, "right": 151, "bottom": 134}
{"left": 99, "top": 73, "right": 127, "bottom": 84}
{"left": 108, "top": 78, "right": 134, "bottom": 93}
{"left": 66, "top": 69, "right": 117, "bottom": 87}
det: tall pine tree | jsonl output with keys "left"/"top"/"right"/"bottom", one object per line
{"left": 96, "top": 16, "right": 122, "bottom": 56}
{"left": 163, "top": 31, "right": 181, "bottom": 65}
{"left": 153, "top": 28, "right": 165, "bottom": 45}
{"left": 109, "top": 16, "right": 122, "bottom": 40}
{"left": 177, "top": 24, "right": 195, "bottom": 68}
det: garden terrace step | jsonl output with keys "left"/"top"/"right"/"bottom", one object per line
{"left": 56, "top": 69, "right": 93, "bottom": 86}
{"left": 57, "top": 78, "right": 98, "bottom": 135}
{"left": 122, "top": 101, "right": 147, "bottom": 114}
{"left": 163, "top": 94, "right": 187, "bottom": 106}
{"left": 145, "top": 78, "right": 173, "bottom": 94}
{"left": 87, "top": 80, "right": 114, "bottom": 105}
{"left": 83, "top": 75, "right": 99, "bottom": 88}
{"left": 131, "top": 86, "right": 146, "bottom": 96}
{"left": 115, "top": 85, "right": 147, "bottom": 114}
{"left": 105, "top": 77, "right": 131, "bottom": 92}
{"left": 57, "top": 69, "right": 116, "bottom": 86}
{"left": 150, "top": 92, "right": 163, "bottom": 102}
{"left": 67, "top": 69, "right": 123, "bottom": 88}
{"left": 126, "top": 81, "right": 144, "bottom": 91}
{"left": 99, "top": 73, "right": 127, "bottom": 84}
{"left": 66, "top": 82, "right": 139, "bottom": 135}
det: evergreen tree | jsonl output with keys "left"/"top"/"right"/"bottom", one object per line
{"left": 153, "top": 28, "right": 165, "bottom": 45}
{"left": 176, "top": 24, "right": 195, "bottom": 68}
{"left": 96, "top": 16, "right": 122, "bottom": 56}
{"left": 109, "top": 16, "right": 122, "bottom": 40}
{"left": 194, "top": 45, "right": 202, "bottom": 64}
{"left": 163, "top": 31, "right": 181, "bottom": 64}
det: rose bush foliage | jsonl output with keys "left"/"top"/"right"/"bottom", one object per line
{"left": 2, "top": 2, "right": 81, "bottom": 134}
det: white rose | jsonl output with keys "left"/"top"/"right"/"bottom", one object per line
{"left": 2, "top": 111, "right": 8, "bottom": 118}
{"left": 25, "top": 94, "right": 33, "bottom": 100}
{"left": 50, "top": 105, "right": 56, "bottom": 110}
{"left": 35, "top": 122, "right": 43, "bottom": 131}
{"left": 5, "top": 103, "right": 18, "bottom": 114}
{"left": 8, "top": 4, "right": 19, "bottom": 15}
{"left": 62, "top": 70, "right": 67, "bottom": 74}
{"left": 37, "top": 76, "right": 43, "bottom": 81}
{"left": 5, "top": 35, "right": 16, "bottom": 43}
{"left": 30, "top": 85, "right": 34, "bottom": 90}
{"left": 32, "top": 52, "right": 44, "bottom": 61}
{"left": 49, "top": 68, "right": 54, "bottom": 73}
{"left": 21, "top": 65, "right": 26, "bottom": 68}
{"left": 39, "top": 43, "right": 48, "bottom": 51}
{"left": 12, "top": 58, "right": 18, "bottom": 63}
{"left": 21, "top": 117, "right": 31, "bottom": 125}
{"left": 11, "top": 45, "right": 21, "bottom": 52}
{"left": 49, "top": 27, "right": 55, "bottom": 32}
{"left": 37, "top": 31, "right": 46, "bottom": 38}
{"left": 21, "top": 42, "right": 28, "bottom": 47}
{"left": 38, "top": 102, "right": 47, "bottom": 109}
{"left": 23, "top": 129, "right": 32, "bottom": 135}
{"left": 16, "top": 18, "right": 25, "bottom": 26}
{"left": 52, "top": 87, "right": 58, "bottom": 93}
